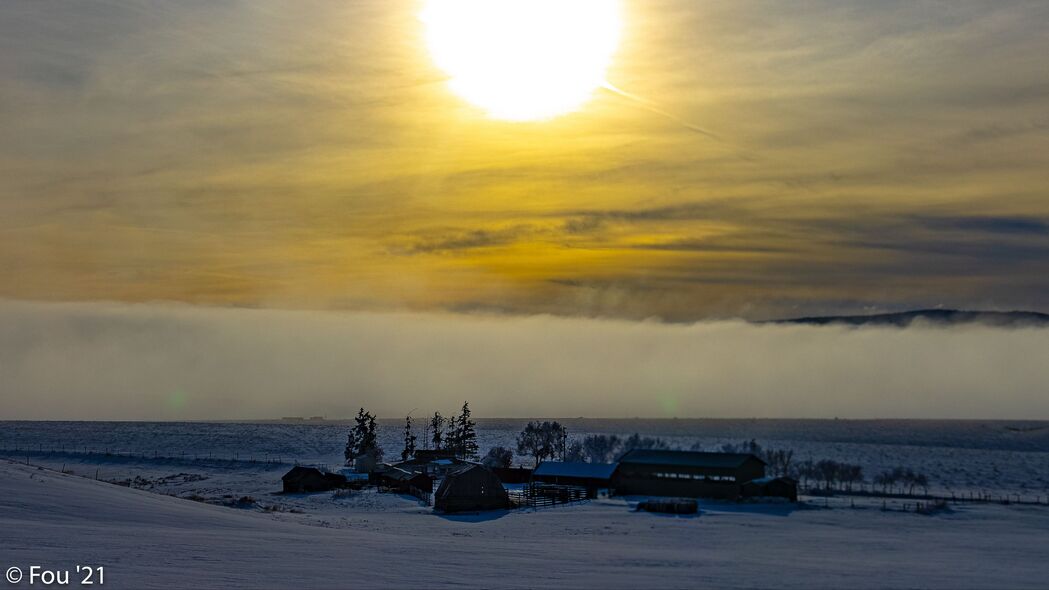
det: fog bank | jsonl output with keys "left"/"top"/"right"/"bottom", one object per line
{"left": 1, "top": 300, "right": 1046, "bottom": 420}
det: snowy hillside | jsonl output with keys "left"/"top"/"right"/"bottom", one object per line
{"left": 2, "top": 460, "right": 1048, "bottom": 588}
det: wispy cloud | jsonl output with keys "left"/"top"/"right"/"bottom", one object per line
{"left": 1, "top": 1, "right": 1048, "bottom": 319}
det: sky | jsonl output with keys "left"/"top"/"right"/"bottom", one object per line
{"left": 1, "top": 0, "right": 1047, "bottom": 321}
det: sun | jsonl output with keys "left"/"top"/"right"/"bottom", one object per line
{"left": 421, "top": 0, "right": 622, "bottom": 122}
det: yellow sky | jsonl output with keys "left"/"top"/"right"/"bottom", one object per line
{"left": 2, "top": 0, "right": 1048, "bottom": 320}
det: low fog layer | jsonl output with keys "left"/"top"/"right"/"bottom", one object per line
{"left": 1, "top": 300, "right": 1046, "bottom": 420}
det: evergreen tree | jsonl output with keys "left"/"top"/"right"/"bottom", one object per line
{"left": 429, "top": 412, "right": 444, "bottom": 450}
{"left": 401, "top": 415, "right": 417, "bottom": 461}
{"left": 349, "top": 407, "right": 383, "bottom": 463}
{"left": 445, "top": 411, "right": 461, "bottom": 457}
{"left": 457, "top": 401, "right": 479, "bottom": 460}
{"left": 365, "top": 412, "right": 381, "bottom": 461}
{"left": 344, "top": 430, "right": 358, "bottom": 463}
{"left": 345, "top": 408, "right": 368, "bottom": 461}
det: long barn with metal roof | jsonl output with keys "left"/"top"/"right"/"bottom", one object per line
{"left": 613, "top": 450, "right": 766, "bottom": 499}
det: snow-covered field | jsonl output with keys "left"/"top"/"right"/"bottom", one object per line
{"left": 2, "top": 419, "right": 1048, "bottom": 498}
{"left": 2, "top": 420, "right": 1049, "bottom": 588}
{"left": 2, "top": 459, "right": 1049, "bottom": 589}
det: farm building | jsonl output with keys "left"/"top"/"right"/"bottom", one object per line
{"left": 394, "top": 450, "right": 474, "bottom": 477}
{"left": 434, "top": 465, "right": 508, "bottom": 513}
{"left": 614, "top": 450, "right": 766, "bottom": 499}
{"left": 532, "top": 462, "right": 617, "bottom": 497}
{"left": 741, "top": 477, "right": 798, "bottom": 502}
{"left": 412, "top": 449, "right": 457, "bottom": 462}
{"left": 490, "top": 466, "right": 532, "bottom": 484}
{"left": 281, "top": 466, "right": 346, "bottom": 493}
{"left": 375, "top": 465, "right": 433, "bottom": 495}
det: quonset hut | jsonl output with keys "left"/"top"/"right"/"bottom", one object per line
{"left": 434, "top": 465, "right": 508, "bottom": 512}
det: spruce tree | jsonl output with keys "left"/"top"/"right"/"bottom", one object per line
{"left": 446, "top": 411, "right": 461, "bottom": 457}
{"left": 458, "top": 401, "right": 479, "bottom": 461}
{"left": 429, "top": 412, "right": 444, "bottom": 450}
{"left": 401, "top": 415, "right": 417, "bottom": 461}
{"left": 349, "top": 407, "right": 383, "bottom": 463}
{"left": 344, "top": 430, "right": 358, "bottom": 463}
{"left": 345, "top": 408, "right": 369, "bottom": 461}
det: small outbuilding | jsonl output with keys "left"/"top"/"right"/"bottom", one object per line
{"left": 281, "top": 466, "right": 346, "bottom": 493}
{"left": 741, "top": 477, "right": 799, "bottom": 502}
{"left": 532, "top": 461, "right": 617, "bottom": 497}
{"left": 490, "top": 466, "right": 533, "bottom": 484}
{"left": 434, "top": 465, "right": 508, "bottom": 513}
{"left": 377, "top": 465, "right": 434, "bottom": 495}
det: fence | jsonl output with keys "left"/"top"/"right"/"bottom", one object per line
{"left": 508, "top": 483, "right": 587, "bottom": 509}
{"left": 0, "top": 446, "right": 293, "bottom": 467}
{"left": 406, "top": 484, "right": 432, "bottom": 506}
{"left": 801, "top": 486, "right": 1049, "bottom": 507}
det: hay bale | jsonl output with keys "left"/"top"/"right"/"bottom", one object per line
{"left": 637, "top": 498, "right": 698, "bottom": 514}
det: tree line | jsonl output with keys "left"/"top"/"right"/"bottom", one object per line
{"left": 343, "top": 401, "right": 480, "bottom": 466}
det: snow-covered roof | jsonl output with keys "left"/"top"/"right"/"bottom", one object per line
{"left": 533, "top": 461, "right": 618, "bottom": 480}
{"left": 747, "top": 476, "right": 797, "bottom": 485}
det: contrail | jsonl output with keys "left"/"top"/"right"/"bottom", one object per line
{"left": 601, "top": 81, "right": 720, "bottom": 140}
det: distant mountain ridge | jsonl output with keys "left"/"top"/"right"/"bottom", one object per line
{"left": 775, "top": 309, "right": 1049, "bottom": 327}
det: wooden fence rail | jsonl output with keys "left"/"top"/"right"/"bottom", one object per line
{"left": 509, "top": 483, "right": 587, "bottom": 509}
{"left": 801, "top": 486, "right": 1049, "bottom": 506}
{"left": 0, "top": 447, "right": 293, "bottom": 466}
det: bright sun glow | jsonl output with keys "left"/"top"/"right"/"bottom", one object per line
{"left": 421, "top": 0, "right": 622, "bottom": 122}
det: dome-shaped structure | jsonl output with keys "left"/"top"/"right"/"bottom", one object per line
{"left": 434, "top": 464, "right": 508, "bottom": 512}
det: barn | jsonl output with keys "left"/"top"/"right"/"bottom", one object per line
{"left": 532, "top": 462, "right": 617, "bottom": 497}
{"left": 281, "top": 466, "right": 346, "bottom": 493}
{"left": 434, "top": 465, "right": 508, "bottom": 512}
{"left": 614, "top": 450, "right": 766, "bottom": 499}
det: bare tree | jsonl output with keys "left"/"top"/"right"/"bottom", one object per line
{"left": 582, "top": 434, "right": 621, "bottom": 463}
{"left": 515, "top": 421, "right": 566, "bottom": 465}
{"left": 482, "top": 446, "right": 513, "bottom": 468}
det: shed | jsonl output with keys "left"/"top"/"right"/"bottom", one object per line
{"left": 614, "top": 450, "right": 766, "bottom": 499}
{"left": 434, "top": 465, "right": 508, "bottom": 512}
{"left": 281, "top": 466, "right": 346, "bottom": 493}
{"left": 378, "top": 465, "right": 434, "bottom": 494}
{"left": 533, "top": 462, "right": 617, "bottom": 497}
{"left": 741, "top": 477, "right": 798, "bottom": 502}
{"left": 490, "top": 466, "right": 533, "bottom": 484}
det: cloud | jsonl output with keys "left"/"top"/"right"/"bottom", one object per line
{"left": 1, "top": 300, "right": 1047, "bottom": 420}
{"left": 912, "top": 215, "right": 1049, "bottom": 236}
{"left": 2, "top": 0, "right": 1049, "bottom": 321}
